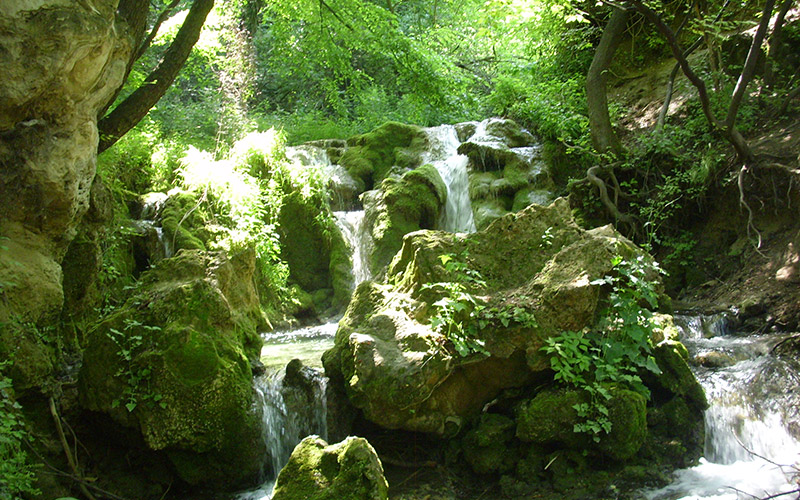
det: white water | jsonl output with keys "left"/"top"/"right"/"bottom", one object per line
{"left": 134, "top": 192, "right": 173, "bottom": 262}
{"left": 235, "top": 334, "right": 333, "bottom": 500}
{"left": 645, "top": 315, "right": 800, "bottom": 500}
{"left": 334, "top": 210, "right": 373, "bottom": 287}
{"left": 422, "top": 124, "right": 477, "bottom": 233}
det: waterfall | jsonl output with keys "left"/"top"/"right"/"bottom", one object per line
{"left": 132, "top": 192, "right": 172, "bottom": 272}
{"left": 422, "top": 125, "right": 476, "bottom": 233}
{"left": 644, "top": 314, "right": 800, "bottom": 499}
{"left": 334, "top": 210, "right": 373, "bottom": 288}
{"left": 237, "top": 363, "right": 329, "bottom": 500}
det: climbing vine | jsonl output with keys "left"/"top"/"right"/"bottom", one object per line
{"left": 542, "top": 255, "right": 664, "bottom": 441}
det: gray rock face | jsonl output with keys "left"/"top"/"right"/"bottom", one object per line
{"left": 0, "top": 1, "right": 133, "bottom": 323}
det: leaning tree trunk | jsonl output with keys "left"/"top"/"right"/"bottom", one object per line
{"left": 586, "top": 7, "right": 629, "bottom": 156}
{"left": 98, "top": 0, "right": 215, "bottom": 153}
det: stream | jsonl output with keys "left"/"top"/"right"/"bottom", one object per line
{"left": 644, "top": 313, "right": 800, "bottom": 499}
{"left": 236, "top": 123, "right": 799, "bottom": 499}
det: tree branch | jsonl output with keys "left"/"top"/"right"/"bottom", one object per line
{"left": 725, "top": 0, "right": 777, "bottom": 128}
{"left": 98, "top": 0, "right": 215, "bottom": 153}
{"left": 135, "top": 0, "right": 183, "bottom": 62}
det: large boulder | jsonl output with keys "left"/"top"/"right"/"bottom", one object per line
{"left": 79, "top": 249, "right": 267, "bottom": 487}
{"left": 515, "top": 386, "right": 648, "bottom": 461}
{"left": 361, "top": 163, "right": 447, "bottom": 277}
{"left": 340, "top": 122, "right": 429, "bottom": 191}
{"left": 271, "top": 436, "right": 389, "bottom": 500}
{"left": 277, "top": 190, "right": 352, "bottom": 310}
{"left": 0, "top": 1, "right": 134, "bottom": 327}
{"left": 323, "top": 198, "right": 656, "bottom": 435}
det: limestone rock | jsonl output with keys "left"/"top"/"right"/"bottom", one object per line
{"left": 271, "top": 436, "right": 389, "bottom": 500}
{"left": 340, "top": 121, "right": 428, "bottom": 191}
{"left": 323, "top": 198, "right": 657, "bottom": 434}
{"left": 361, "top": 163, "right": 447, "bottom": 277}
{"left": 0, "top": 1, "right": 134, "bottom": 325}
{"left": 455, "top": 118, "right": 554, "bottom": 229}
{"left": 79, "top": 249, "right": 266, "bottom": 486}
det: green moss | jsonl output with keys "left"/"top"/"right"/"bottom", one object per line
{"left": 340, "top": 122, "right": 427, "bottom": 190}
{"left": 160, "top": 192, "right": 209, "bottom": 253}
{"left": 462, "top": 413, "right": 519, "bottom": 474}
{"left": 364, "top": 164, "right": 447, "bottom": 275}
{"left": 272, "top": 436, "right": 389, "bottom": 500}
{"left": 484, "top": 119, "right": 534, "bottom": 148}
{"left": 515, "top": 386, "right": 647, "bottom": 461}
{"left": 512, "top": 188, "right": 554, "bottom": 212}
{"left": 652, "top": 340, "right": 708, "bottom": 410}
{"left": 78, "top": 250, "right": 266, "bottom": 487}
{"left": 472, "top": 198, "right": 510, "bottom": 231}
{"left": 278, "top": 192, "right": 331, "bottom": 291}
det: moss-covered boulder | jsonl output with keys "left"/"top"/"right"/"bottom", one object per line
{"left": 455, "top": 118, "right": 555, "bottom": 229}
{"left": 323, "top": 198, "right": 658, "bottom": 434}
{"left": 79, "top": 249, "right": 267, "bottom": 487}
{"left": 362, "top": 164, "right": 447, "bottom": 277}
{"left": 462, "top": 413, "right": 520, "bottom": 474}
{"left": 271, "top": 436, "right": 389, "bottom": 500}
{"left": 159, "top": 190, "right": 211, "bottom": 253}
{"left": 515, "top": 386, "right": 648, "bottom": 461}
{"left": 278, "top": 190, "right": 351, "bottom": 306}
{"left": 340, "top": 122, "right": 428, "bottom": 191}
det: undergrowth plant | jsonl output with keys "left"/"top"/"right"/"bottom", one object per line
{"left": 423, "top": 252, "right": 538, "bottom": 357}
{"left": 0, "top": 364, "right": 39, "bottom": 498}
{"left": 542, "top": 254, "right": 664, "bottom": 442}
{"left": 108, "top": 319, "right": 165, "bottom": 413}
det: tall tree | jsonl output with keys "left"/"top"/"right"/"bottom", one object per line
{"left": 98, "top": 0, "right": 215, "bottom": 153}
{"left": 586, "top": 7, "right": 629, "bottom": 156}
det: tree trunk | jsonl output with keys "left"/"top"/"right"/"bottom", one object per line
{"left": 586, "top": 7, "right": 629, "bottom": 156}
{"left": 98, "top": 0, "right": 215, "bottom": 153}
{"left": 763, "top": 0, "right": 792, "bottom": 88}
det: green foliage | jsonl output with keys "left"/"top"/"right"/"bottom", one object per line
{"left": 0, "top": 365, "right": 39, "bottom": 499}
{"left": 423, "top": 252, "right": 538, "bottom": 357}
{"left": 108, "top": 319, "right": 165, "bottom": 413}
{"left": 542, "top": 255, "right": 664, "bottom": 442}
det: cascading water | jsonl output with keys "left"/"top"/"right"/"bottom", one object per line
{"left": 644, "top": 313, "right": 800, "bottom": 500}
{"left": 334, "top": 210, "right": 373, "bottom": 287}
{"left": 132, "top": 192, "right": 172, "bottom": 271}
{"left": 422, "top": 125, "right": 477, "bottom": 233}
{"left": 235, "top": 366, "right": 328, "bottom": 500}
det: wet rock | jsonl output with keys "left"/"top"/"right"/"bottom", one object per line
{"left": 271, "top": 436, "right": 389, "bottom": 500}
{"left": 79, "top": 249, "right": 267, "bottom": 487}
{"left": 694, "top": 351, "right": 735, "bottom": 368}
{"left": 340, "top": 122, "right": 428, "bottom": 191}
{"left": 361, "top": 164, "right": 447, "bottom": 277}
{"left": 323, "top": 198, "right": 660, "bottom": 435}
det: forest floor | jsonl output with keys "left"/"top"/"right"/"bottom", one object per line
{"left": 610, "top": 52, "right": 800, "bottom": 330}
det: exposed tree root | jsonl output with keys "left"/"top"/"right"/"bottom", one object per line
{"left": 50, "top": 397, "right": 99, "bottom": 500}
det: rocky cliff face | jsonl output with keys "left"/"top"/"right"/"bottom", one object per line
{"left": 0, "top": 1, "right": 133, "bottom": 327}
